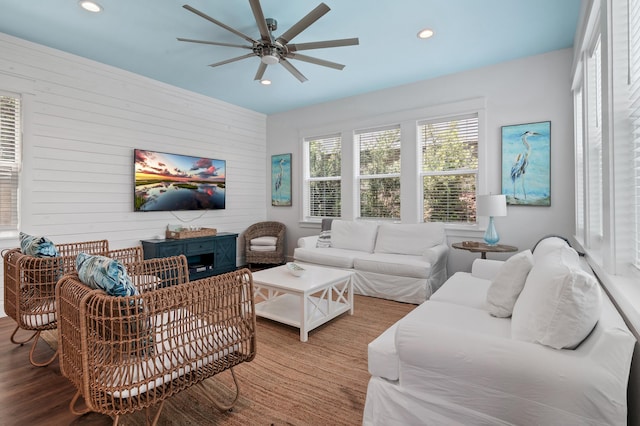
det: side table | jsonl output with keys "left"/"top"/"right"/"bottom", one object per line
{"left": 452, "top": 242, "right": 518, "bottom": 259}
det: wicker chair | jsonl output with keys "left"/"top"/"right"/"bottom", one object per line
{"left": 244, "top": 221, "right": 286, "bottom": 267}
{"left": 57, "top": 255, "right": 257, "bottom": 425}
{"left": 2, "top": 239, "right": 109, "bottom": 366}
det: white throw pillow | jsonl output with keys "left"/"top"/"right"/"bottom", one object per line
{"left": 532, "top": 236, "right": 570, "bottom": 262}
{"left": 251, "top": 236, "right": 278, "bottom": 246}
{"left": 374, "top": 223, "right": 445, "bottom": 255}
{"left": 511, "top": 245, "right": 602, "bottom": 349}
{"left": 331, "top": 220, "right": 379, "bottom": 252}
{"left": 485, "top": 250, "right": 534, "bottom": 318}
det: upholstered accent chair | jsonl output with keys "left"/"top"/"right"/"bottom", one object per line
{"left": 244, "top": 221, "right": 286, "bottom": 267}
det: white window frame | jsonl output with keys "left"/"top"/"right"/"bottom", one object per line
{"left": 0, "top": 91, "right": 22, "bottom": 238}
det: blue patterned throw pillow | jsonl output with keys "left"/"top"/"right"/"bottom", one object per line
{"left": 19, "top": 232, "right": 60, "bottom": 258}
{"left": 76, "top": 252, "right": 138, "bottom": 297}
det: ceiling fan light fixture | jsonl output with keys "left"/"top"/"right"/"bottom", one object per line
{"left": 417, "top": 28, "right": 434, "bottom": 39}
{"left": 79, "top": 1, "right": 103, "bottom": 13}
{"left": 260, "top": 79, "right": 272, "bottom": 85}
{"left": 260, "top": 50, "right": 280, "bottom": 65}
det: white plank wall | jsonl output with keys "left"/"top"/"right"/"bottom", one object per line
{"left": 0, "top": 33, "right": 267, "bottom": 316}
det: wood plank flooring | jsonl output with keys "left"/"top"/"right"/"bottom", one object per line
{"left": 0, "top": 318, "right": 111, "bottom": 425}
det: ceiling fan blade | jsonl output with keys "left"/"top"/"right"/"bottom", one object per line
{"left": 287, "top": 53, "right": 345, "bottom": 70}
{"left": 248, "top": 0, "right": 271, "bottom": 43}
{"left": 183, "top": 4, "right": 258, "bottom": 45}
{"left": 287, "top": 38, "right": 359, "bottom": 52}
{"left": 209, "top": 53, "right": 256, "bottom": 68}
{"left": 280, "top": 59, "right": 308, "bottom": 83}
{"left": 254, "top": 62, "right": 268, "bottom": 80}
{"left": 177, "top": 37, "right": 252, "bottom": 50}
{"left": 276, "top": 3, "right": 330, "bottom": 45}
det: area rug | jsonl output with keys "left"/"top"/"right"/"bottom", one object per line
{"left": 44, "top": 295, "right": 415, "bottom": 425}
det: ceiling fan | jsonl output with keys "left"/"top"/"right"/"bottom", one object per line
{"left": 177, "top": 1, "right": 359, "bottom": 83}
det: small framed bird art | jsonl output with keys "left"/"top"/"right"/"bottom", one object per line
{"left": 271, "top": 153, "right": 292, "bottom": 206}
{"left": 501, "top": 121, "right": 551, "bottom": 206}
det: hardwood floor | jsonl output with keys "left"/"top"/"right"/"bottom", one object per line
{"left": 0, "top": 318, "right": 111, "bottom": 425}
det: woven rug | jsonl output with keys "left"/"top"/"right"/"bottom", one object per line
{"left": 44, "top": 295, "right": 415, "bottom": 425}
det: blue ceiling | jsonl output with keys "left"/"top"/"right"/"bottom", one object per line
{"left": 0, "top": 0, "right": 581, "bottom": 115}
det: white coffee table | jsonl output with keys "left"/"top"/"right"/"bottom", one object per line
{"left": 252, "top": 264, "right": 354, "bottom": 342}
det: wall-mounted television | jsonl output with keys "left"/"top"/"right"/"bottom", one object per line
{"left": 134, "top": 149, "right": 226, "bottom": 212}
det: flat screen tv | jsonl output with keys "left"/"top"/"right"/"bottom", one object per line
{"left": 134, "top": 149, "right": 226, "bottom": 212}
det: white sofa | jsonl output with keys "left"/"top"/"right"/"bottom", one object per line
{"left": 294, "top": 220, "right": 448, "bottom": 304}
{"left": 364, "top": 237, "right": 636, "bottom": 425}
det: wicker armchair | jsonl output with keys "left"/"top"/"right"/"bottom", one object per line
{"left": 244, "top": 221, "right": 286, "bottom": 267}
{"left": 2, "top": 239, "right": 109, "bottom": 366}
{"left": 56, "top": 255, "right": 257, "bottom": 425}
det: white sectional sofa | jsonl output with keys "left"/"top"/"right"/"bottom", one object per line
{"left": 294, "top": 220, "right": 448, "bottom": 304}
{"left": 364, "top": 237, "right": 636, "bottom": 425}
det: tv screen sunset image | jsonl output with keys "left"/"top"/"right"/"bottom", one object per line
{"left": 134, "top": 149, "right": 226, "bottom": 211}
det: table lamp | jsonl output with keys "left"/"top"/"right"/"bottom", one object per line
{"left": 477, "top": 194, "right": 507, "bottom": 246}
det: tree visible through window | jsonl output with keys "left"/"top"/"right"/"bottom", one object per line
{"left": 304, "top": 135, "right": 341, "bottom": 219}
{"left": 420, "top": 115, "right": 478, "bottom": 223}
{"left": 0, "top": 93, "right": 21, "bottom": 234}
{"left": 356, "top": 125, "right": 401, "bottom": 219}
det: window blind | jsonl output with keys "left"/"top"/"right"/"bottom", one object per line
{"left": 628, "top": 0, "right": 640, "bottom": 269}
{"left": 574, "top": 89, "right": 586, "bottom": 239}
{"left": 0, "top": 94, "right": 20, "bottom": 233}
{"left": 305, "top": 135, "right": 341, "bottom": 218}
{"left": 586, "top": 38, "right": 603, "bottom": 248}
{"left": 419, "top": 114, "right": 478, "bottom": 223}
{"left": 356, "top": 125, "right": 401, "bottom": 219}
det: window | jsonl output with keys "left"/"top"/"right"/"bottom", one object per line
{"left": 0, "top": 93, "right": 21, "bottom": 235}
{"left": 419, "top": 114, "right": 478, "bottom": 223}
{"left": 303, "top": 134, "right": 341, "bottom": 219}
{"left": 356, "top": 125, "right": 401, "bottom": 219}
{"left": 574, "top": 88, "right": 585, "bottom": 240}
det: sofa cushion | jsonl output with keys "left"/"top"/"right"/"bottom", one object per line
{"left": 293, "top": 247, "right": 360, "bottom": 269}
{"left": 512, "top": 245, "right": 602, "bottom": 349}
{"left": 486, "top": 250, "right": 534, "bottom": 318}
{"left": 331, "top": 220, "right": 379, "bottom": 253}
{"left": 430, "top": 271, "right": 490, "bottom": 310}
{"left": 374, "top": 222, "right": 444, "bottom": 255}
{"left": 532, "top": 236, "right": 570, "bottom": 262}
{"left": 353, "top": 253, "right": 432, "bottom": 279}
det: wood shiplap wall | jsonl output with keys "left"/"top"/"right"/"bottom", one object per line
{"left": 0, "top": 33, "right": 267, "bottom": 315}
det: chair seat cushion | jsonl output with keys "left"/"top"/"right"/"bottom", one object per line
{"left": 250, "top": 245, "right": 276, "bottom": 252}
{"left": 251, "top": 236, "right": 278, "bottom": 246}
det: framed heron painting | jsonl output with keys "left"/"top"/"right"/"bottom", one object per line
{"left": 271, "top": 153, "right": 292, "bottom": 206}
{"left": 501, "top": 121, "right": 551, "bottom": 206}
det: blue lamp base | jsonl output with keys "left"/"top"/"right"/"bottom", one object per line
{"left": 484, "top": 216, "right": 500, "bottom": 246}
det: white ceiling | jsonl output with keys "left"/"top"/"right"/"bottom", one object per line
{"left": 0, "top": 0, "right": 582, "bottom": 114}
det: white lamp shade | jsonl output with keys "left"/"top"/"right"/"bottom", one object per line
{"left": 477, "top": 194, "right": 507, "bottom": 217}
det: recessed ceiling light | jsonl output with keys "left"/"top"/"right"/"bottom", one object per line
{"left": 260, "top": 79, "right": 272, "bottom": 86}
{"left": 417, "top": 28, "right": 435, "bottom": 39}
{"left": 79, "top": 1, "right": 103, "bottom": 13}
